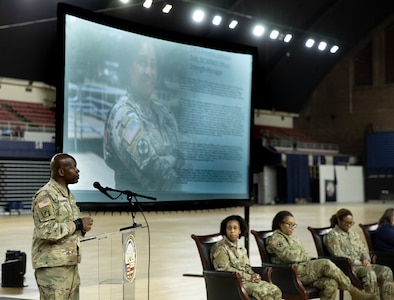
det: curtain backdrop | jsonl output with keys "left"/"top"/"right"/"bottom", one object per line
{"left": 286, "top": 154, "right": 310, "bottom": 203}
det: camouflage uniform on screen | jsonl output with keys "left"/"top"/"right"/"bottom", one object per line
{"left": 266, "top": 229, "right": 375, "bottom": 300}
{"left": 104, "top": 94, "right": 184, "bottom": 191}
{"left": 211, "top": 236, "right": 282, "bottom": 300}
{"left": 32, "top": 178, "right": 83, "bottom": 300}
{"left": 324, "top": 225, "right": 393, "bottom": 300}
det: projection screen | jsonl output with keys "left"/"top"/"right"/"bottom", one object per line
{"left": 57, "top": 4, "right": 256, "bottom": 207}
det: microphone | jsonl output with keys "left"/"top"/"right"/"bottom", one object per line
{"left": 93, "top": 181, "right": 114, "bottom": 199}
{"left": 93, "top": 181, "right": 157, "bottom": 201}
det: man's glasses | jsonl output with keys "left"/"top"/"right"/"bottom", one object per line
{"left": 282, "top": 222, "right": 297, "bottom": 228}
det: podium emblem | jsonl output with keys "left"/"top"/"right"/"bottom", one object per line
{"left": 124, "top": 234, "right": 137, "bottom": 282}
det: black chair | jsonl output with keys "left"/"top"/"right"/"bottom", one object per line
{"left": 358, "top": 223, "right": 378, "bottom": 251}
{"left": 250, "top": 229, "right": 321, "bottom": 300}
{"left": 307, "top": 226, "right": 364, "bottom": 300}
{"left": 191, "top": 233, "right": 223, "bottom": 271}
{"left": 191, "top": 233, "right": 271, "bottom": 300}
{"left": 203, "top": 270, "right": 252, "bottom": 300}
{"left": 359, "top": 222, "right": 394, "bottom": 273}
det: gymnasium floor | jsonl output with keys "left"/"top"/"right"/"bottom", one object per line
{"left": 0, "top": 201, "right": 392, "bottom": 300}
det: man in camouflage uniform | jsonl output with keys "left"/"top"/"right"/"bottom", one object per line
{"left": 31, "top": 153, "right": 94, "bottom": 300}
{"left": 324, "top": 208, "right": 393, "bottom": 300}
{"left": 104, "top": 41, "right": 184, "bottom": 191}
{"left": 211, "top": 215, "right": 282, "bottom": 300}
{"left": 266, "top": 210, "right": 377, "bottom": 300}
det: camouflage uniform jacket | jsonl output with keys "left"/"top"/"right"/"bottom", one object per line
{"left": 104, "top": 94, "right": 184, "bottom": 191}
{"left": 323, "top": 225, "right": 370, "bottom": 266}
{"left": 211, "top": 236, "right": 254, "bottom": 282}
{"left": 266, "top": 229, "right": 313, "bottom": 264}
{"left": 31, "top": 178, "right": 83, "bottom": 269}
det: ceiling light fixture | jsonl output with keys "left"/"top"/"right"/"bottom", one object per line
{"left": 119, "top": 0, "right": 129, "bottom": 3}
{"left": 133, "top": 1, "right": 339, "bottom": 55}
{"left": 143, "top": 0, "right": 152, "bottom": 8}
{"left": 283, "top": 33, "right": 293, "bottom": 43}
{"left": 192, "top": 9, "right": 205, "bottom": 23}
{"left": 212, "top": 15, "right": 222, "bottom": 26}
{"left": 330, "top": 45, "right": 339, "bottom": 54}
{"left": 229, "top": 20, "right": 238, "bottom": 29}
{"left": 270, "top": 30, "right": 279, "bottom": 40}
{"left": 253, "top": 25, "right": 265, "bottom": 37}
{"left": 162, "top": 4, "right": 172, "bottom": 14}
{"left": 318, "top": 41, "right": 327, "bottom": 51}
{"left": 305, "top": 38, "right": 315, "bottom": 48}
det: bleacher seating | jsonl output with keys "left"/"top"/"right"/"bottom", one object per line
{"left": 254, "top": 125, "right": 317, "bottom": 143}
{"left": 0, "top": 109, "right": 19, "bottom": 122}
{"left": 0, "top": 99, "right": 55, "bottom": 142}
{"left": 0, "top": 99, "right": 55, "bottom": 128}
{"left": 254, "top": 124, "right": 339, "bottom": 154}
{"left": 0, "top": 159, "right": 50, "bottom": 213}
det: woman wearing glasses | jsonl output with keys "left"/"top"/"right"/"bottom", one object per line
{"left": 266, "top": 210, "right": 376, "bottom": 300}
{"left": 324, "top": 208, "right": 392, "bottom": 300}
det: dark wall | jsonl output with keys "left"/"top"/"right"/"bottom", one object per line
{"left": 0, "top": 140, "right": 55, "bottom": 158}
{"left": 295, "top": 14, "right": 394, "bottom": 160}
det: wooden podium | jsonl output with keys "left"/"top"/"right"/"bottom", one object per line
{"left": 81, "top": 226, "right": 144, "bottom": 300}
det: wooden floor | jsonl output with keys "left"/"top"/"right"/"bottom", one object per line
{"left": 0, "top": 201, "right": 393, "bottom": 300}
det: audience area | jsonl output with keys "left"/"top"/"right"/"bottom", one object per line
{"left": 0, "top": 99, "right": 55, "bottom": 140}
{"left": 0, "top": 203, "right": 392, "bottom": 300}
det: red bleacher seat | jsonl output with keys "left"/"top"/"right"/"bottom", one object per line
{"left": 255, "top": 125, "right": 317, "bottom": 143}
{"left": 0, "top": 99, "right": 55, "bottom": 127}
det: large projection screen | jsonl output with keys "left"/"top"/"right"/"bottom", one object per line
{"left": 57, "top": 4, "right": 256, "bottom": 207}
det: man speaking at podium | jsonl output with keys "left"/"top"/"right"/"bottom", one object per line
{"left": 31, "top": 153, "right": 94, "bottom": 299}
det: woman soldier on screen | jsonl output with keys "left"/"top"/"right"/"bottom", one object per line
{"left": 104, "top": 39, "right": 185, "bottom": 191}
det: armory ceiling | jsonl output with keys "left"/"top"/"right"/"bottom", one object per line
{"left": 0, "top": 0, "right": 393, "bottom": 113}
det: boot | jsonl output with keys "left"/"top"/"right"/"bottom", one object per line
{"left": 348, "top": 286, "right": 378, "bottom": 300}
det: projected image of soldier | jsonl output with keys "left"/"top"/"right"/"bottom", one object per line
{"left": 104, "top": 40, "right": 185, "bottom": 191}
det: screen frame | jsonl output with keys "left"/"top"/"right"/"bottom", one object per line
{"left": 56, "top": 3, "right": 257, "bottom": 210}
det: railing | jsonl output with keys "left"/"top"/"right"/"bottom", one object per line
{"left": 267, "top": 139, "right": 339, "bottom": 153}
{"left": 0, "top": 120, "right": 55, "bottom": 141}
{"left": 68, "top": 82, "right": 126, "bottom": 141}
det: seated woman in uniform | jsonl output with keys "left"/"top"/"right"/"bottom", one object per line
{"left": 266, "top": 210, "right": 376, "bottom": 300}
{"left": 324, "top": 208, "right": 393, "bottom": 300}
{"left": 210, "top": 215, "right": 282, "bottom": 300}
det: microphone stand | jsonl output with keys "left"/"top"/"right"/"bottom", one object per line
{"left": 120, "top": 191, "right": 144, "bottom": 231}
{"left": 98, "top": 186, "right": 156, "bottom": 231}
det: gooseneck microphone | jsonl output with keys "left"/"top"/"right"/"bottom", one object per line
{"left": 93, "top": 181, "right": 114, "bottom": 199}
{"left": 93, "top": 181, "right": 157, "bottom": 201}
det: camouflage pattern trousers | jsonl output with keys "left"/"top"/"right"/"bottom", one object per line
{"left": 355, "top": 264, "right": 393, "bottom": 300}
{"left": 296, "top": 258, "right": 352, "bottom": 300}
{"left": 35, "top": 265, "right": 80, "bottom": 300}
{"left": 243, "top": 280, "right": 282, "bottom": 300}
